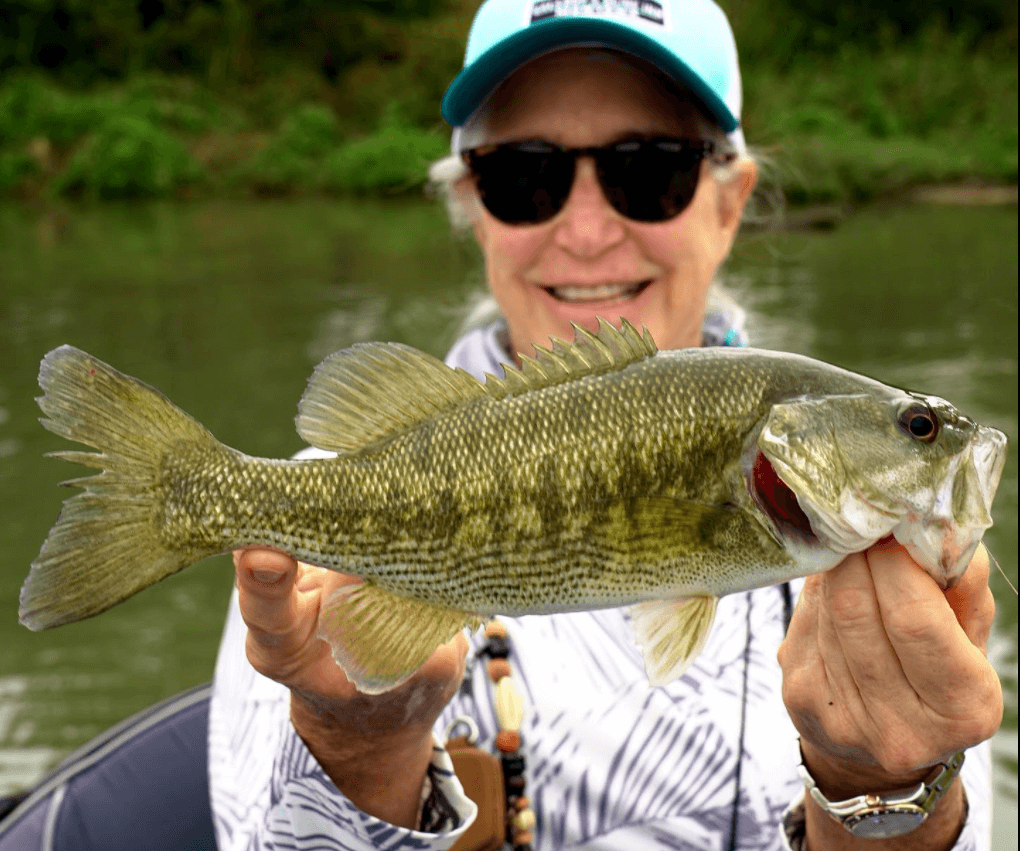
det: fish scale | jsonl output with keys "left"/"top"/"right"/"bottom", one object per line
{"left": 18, "top": 320, "right": 1007, "bottom": 693}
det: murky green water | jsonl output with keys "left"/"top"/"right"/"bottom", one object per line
{"left": 0, "top": 199, "right": 1016, "bottom": 841}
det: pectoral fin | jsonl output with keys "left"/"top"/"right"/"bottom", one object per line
{"left": 318, "top": 582, "right": 482, "bottom": 694}
{"left": 629, "top": 596, "right": 718, "bottom": 686}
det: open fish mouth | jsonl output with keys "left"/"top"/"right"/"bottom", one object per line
{"left": 751, "top": 451, "right": 817, "bottom": 544}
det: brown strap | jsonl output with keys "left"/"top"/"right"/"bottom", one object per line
{"left": 446, "top": 736, "right": 506, "bottom": 851}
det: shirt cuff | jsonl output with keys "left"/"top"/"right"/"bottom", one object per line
{"left": 780, "top": 792, "right": 807, "bottom": 851}
{"left": 267, "top": 726, "right": 478, "bottom": 850}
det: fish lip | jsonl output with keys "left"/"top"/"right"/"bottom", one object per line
{"left": 972, "top": 425, "right": 1008, "bottom": 509}
{"left": 892, "top": 424, "right": 1008, "bottom": 584}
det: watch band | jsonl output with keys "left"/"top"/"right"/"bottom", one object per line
{"left": 798, "top": 748, "right": 965, "bottom": 839}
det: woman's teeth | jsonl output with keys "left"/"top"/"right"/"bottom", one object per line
{"left": 546, "top": 281, "right": 650, "bottom": 303}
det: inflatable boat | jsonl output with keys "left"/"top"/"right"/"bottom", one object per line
{"left": 0, "top": 683, "right": 217, "bottom": 850}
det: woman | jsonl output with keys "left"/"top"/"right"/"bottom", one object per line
{"left": 209, "top": 2, "right": 1002, "bottom": 849}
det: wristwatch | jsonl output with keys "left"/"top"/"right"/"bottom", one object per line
{"left": 798, "top": 749, "right": 966, "bottom": 839}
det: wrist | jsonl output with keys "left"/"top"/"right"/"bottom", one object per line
{"left": 799, "top": 741, "right": 967, "bottom": 850}
{"left": 799, "top": 740, "right": 934, "bottom": 801}
{"left": 290, "top": 690, "right": 436, "bottom": 828}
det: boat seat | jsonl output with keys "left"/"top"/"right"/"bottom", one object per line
{"left": 0, "top": 682, "right": 217, "bottom": 851}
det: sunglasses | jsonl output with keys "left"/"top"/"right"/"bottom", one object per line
{"left": 463, "top": 137, "right": 722, "bottom": 225}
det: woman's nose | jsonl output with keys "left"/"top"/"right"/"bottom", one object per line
{"left": 552, "top": 158, "right": 627, "bottom": 257}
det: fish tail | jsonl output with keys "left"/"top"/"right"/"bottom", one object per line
{"left": 20, "top": 346, "right": 221, "bottom": 630}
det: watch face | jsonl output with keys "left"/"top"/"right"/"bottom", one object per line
{"left": 846, "top": 808, "right": 927, "bottom": 839}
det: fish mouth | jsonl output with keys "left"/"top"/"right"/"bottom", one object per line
{"left": 891, "top": 424, "right": 1008, "bottom": 585}
{"left": 544, "top": 280, "right": 652, "bottom": 304}
{"left": 751, "top": 451, "right": 817, "bottom": 544}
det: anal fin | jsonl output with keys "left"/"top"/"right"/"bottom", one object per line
{"left": 318, "top": 583, "right": 482, "bottom": 694}
{"left": 629, "top": 596, "right": 718, "bottom": 686}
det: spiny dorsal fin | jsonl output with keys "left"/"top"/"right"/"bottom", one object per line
{"left": 296, "top": 342, "right": 486, "bottom": 454}
{"left": 483, "top": 318, "right": 657, "bottom": 400}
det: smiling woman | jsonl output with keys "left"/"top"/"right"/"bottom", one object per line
{"left": 432, "top": 47, "right": 757, "bottom": 357}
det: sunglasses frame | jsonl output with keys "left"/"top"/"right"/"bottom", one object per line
{"left": 462, "top": 137, "right": 723, "bottom": 226}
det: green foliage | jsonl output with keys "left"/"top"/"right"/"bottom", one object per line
{"left": 121, "top": 75, "right": 238, "bottom": 134}
{"left": 334, "top": 11, "right": 469, "bottom": 130}
{"left": 276, "top": 104, "right": 342, "bottom": 158}
{"left": 322, "top": 111, "right": 449, "bottom": 195}
{"left": 0, "top": 148, "right": 40, "bottom": 196}
{"left": 0, "top": 0, "right": 1015, "bottom": 203}
{"left": 236, "top": 102, "right": 449, "bottom": 196}
{"left": 739, "top": 21, "right": 1018, "bottom": 203}
{"left": 53, "top": 115, "right": 203, "bottom": 199}
{"left": 0, "top": 76, "right": 112, "bottom": 146}
{"left": 0, "top": 0, "right": 461, "bottom": 89}
{"left": 238, "top": 103, "right": 342, "bottom": 194}
{"left": 725, "top": 0, "right": 1016, "bottom": 69}
{"left": 0, "top": 72, "right": 235, "bottom": 152}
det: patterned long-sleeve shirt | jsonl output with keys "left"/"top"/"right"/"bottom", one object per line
{"left": 208, "top": 318, "right": 993, "bottom": 851}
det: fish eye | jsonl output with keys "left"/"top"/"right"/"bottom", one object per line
{"left": 898, "top": 402, "right": 939, "bottom": 442}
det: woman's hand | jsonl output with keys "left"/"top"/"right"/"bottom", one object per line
{"left": 234, "top": 547, "right": 469, "bottom": 828}
{"left": 778, "top": 539, "right": 1002, "bottom": 849}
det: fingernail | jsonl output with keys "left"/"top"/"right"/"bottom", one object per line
{"left": 250, "top": 569, "right": 283, "bottom": 584}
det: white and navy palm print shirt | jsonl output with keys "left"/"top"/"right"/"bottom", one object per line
{"left": 208, "top": 315, "right": 993, "bottom": 851}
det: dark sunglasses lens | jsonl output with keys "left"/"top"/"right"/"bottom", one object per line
{"left": 598, "top": 142, "right": 703, "bottom": 222}
{"left": 472, "top": 147, "right": 574, "bottom": 224}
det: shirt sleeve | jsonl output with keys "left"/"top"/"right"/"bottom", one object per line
{"left": 209, "top": 586, "right": 477, "bottom": 851}
{"left": 247, "top": 725, "right": 477, "bottom": 851}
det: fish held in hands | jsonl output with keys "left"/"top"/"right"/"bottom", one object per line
{"left": 19, "top": 321, "right": 1007, "bottom": 693}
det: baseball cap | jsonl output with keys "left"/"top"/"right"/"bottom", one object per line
{"left": 442, "top": 0, "right": 743, "bottom": 138}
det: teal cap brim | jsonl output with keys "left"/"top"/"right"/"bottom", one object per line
{"left": 441, "top": 18, "right": 739, "bottom": 132}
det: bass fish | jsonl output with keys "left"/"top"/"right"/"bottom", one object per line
{"left": 19, "top": 321, "right": 1006, "bottom": 693}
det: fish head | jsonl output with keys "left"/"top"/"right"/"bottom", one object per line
{"left": 749, "top": 390, "right": 1007, "bottom": 588}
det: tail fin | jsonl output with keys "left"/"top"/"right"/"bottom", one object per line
{"left": 20, "top": 346, "right": 220, "bottom": 630}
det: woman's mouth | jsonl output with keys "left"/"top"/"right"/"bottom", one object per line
{"left": 544, "top": 280, "right": 652, "bottom": 303}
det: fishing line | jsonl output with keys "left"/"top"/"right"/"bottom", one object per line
{"left": 988, "top": 549, "right": 1017, "bottom": 596}
{"left": 727, "top": 590, "right": 753, "bottom": 851}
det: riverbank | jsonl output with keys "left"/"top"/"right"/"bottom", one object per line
{"left": 1, "top": 24, "right": 1015, "bottom": 207}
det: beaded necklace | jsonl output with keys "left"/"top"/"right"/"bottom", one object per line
{"left": 445, "top": 619, "right": 534, "bottom": 851}
{"left": 478, "top": 620, "right": 534, "bottom": 850}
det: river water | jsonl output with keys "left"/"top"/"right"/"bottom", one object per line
{"left": 0, "top": 198, "right": 1016, "bottom": 842}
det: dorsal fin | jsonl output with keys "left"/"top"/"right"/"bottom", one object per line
{"left": 296, "top": 320, "right": 656, "bottom": 453}
{"left": 296, "top": 342, "right": 486, "bottom": 453}
{"left": 483, "top": 318, "right": 657, "bottom": 400}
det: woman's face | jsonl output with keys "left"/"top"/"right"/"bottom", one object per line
{"left": 463, "top": 50, "right": 757, "bottom": 359}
